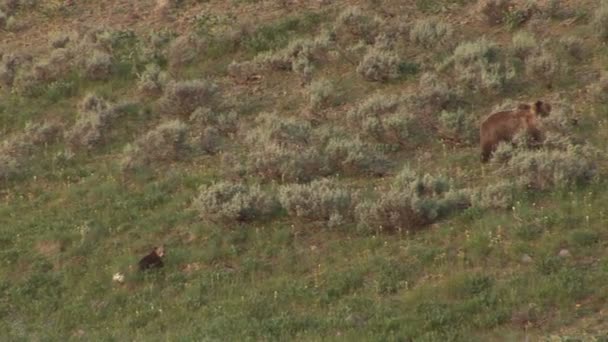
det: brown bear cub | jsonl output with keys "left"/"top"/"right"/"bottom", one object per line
{"left": 479, "top": 100, "right": 551, "bottom": 162}
{"left": 138, "top": 246, "right": 165, "bottom": 271}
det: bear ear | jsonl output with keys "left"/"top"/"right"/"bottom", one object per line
{"left": 534, "top": 100, "right": 543, "bottom": 112}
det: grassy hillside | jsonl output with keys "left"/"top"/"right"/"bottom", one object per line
{"left": 1, "top": 0, "right": 608, "bottom": 340}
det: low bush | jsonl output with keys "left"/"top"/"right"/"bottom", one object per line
{"left": 592, "top": 2, "right": 608, "bottom": 41}
{"left": 65, "top": 94, "right": 117, "bottom": 151}
{"left": 356, "top": 166, "right": 469, "bottom": 232}
{"left": 84, "top": 50, "right": 113, "bottom": 81}
{"left": 334, "top": 6, "right": 381, "bottom": 44}
{"left": 511, "top": 31, "right": 537, "bottom": 59}
{"left": 278, "top": 178, "right": 355, "bottom": 227}
{"left": 192, "top": 181, "right": 279, "bottom": 222}
{"left": 438, "top": 108, "right": 478, "bottom": 144}
{"left": 121, "top": 119, "right": 190, "bottom": 171}
{"left": 137, "top": 63, "right": 169, "bottom": 97}
{"left": 501, "top": 145, "right": 599, "bottom": 190}
{"left": 309, "top": 79, "right": 339, "bottom": 113}
{"left": 325, "top": 137, "right": 392, "bottom": 176}
{"left": 189, "top": 107, "right": 238, "bottom": 135}
{"left": 357, "top": 47, "right": 401, "bottom": 82}
{"left": 410, "top": 18, "right": 454, "bottom": 49}
{"left": 468, "top": 180, "right": 515, "bottom": 210}
{"left": 159, "top": 79, "right": 219, "bottom": 116}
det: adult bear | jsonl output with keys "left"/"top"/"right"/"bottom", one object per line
{"left": 480, "top": 100, "right": 551, "bottom": 162}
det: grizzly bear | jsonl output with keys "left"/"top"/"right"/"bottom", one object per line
{"left": 138, "top": 246, "right": 165, "bottom": 271}
{"left": 480, "top": 100, "right": 551, "bottom": 162}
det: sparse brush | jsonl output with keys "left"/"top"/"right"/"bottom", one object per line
{"left": 247, "top": 112, "right": 312, "bottom": 148}
{"left": 32, "top": 48, "right": 74, "bottom": 82}
{"left": 137, "top": 63, "right": 169, "bottom": 97}
{"left": 468, "top": 181, "right": 515, "bottom": 210}
{"left": 167, "top": 34, "right": 206, "bottom": 70}
{"left": 278, "top": 178, "right": 356, "bottom": 226}
{"left": 0, "top": 9, "right": 6, "bottom": 28}
{"left": 49, "top": 32, "right": 71, "bottom": 49}
{"left": 479, "top": 0, "right": 512, "bottom": 25}
{"left": 247, "top": 143, "right": 325, "bottom": 182}
{"left": 227, "top": 60, "right": 260, "bottom": 83}
{"left": 438, "top": 108, "right": 478, "bottom": 144}
{"left": 334, "top": 6, "right": 381, "bottom": 44}
{"left": 357, "top": 47, "right": 401, "bottom": 82}
{"left": 159, "top": 79, "right": 219, "bottom": 116}
{"left": 592, "top": 2, "right": 608, "bottom": 41}
{"left": 65, "top": 94, "right": 117, "bottom": 151}
{"left": 192, "top": 181, "right": 279, "bottom": 222}
{"left": 189, "top": 107, "right": 238, "bottom": 135}
{"left": 558, "top": 36, "right": 584, "bottom": 60}
{"left": 309, "top": 79, "right": 338, "bottom": 113}
{"left": 410, "top": 18, "right": 454, "bottom": 49}
{"left": 525, "top": 49, "right": 561, "bottom": 84}
{"left": 408, "top": 72, "right": 456, "bottom": 112}
{"left": 84, "top": 50, "right": 113, "bottom": 81}
{"left": 447, "top": 37, "right": 515, "bottom": 93}
{"left": 511, "top": 31, "right": 537, "bottom": 59}
{"left": 501, "top": 144, "right": 599, "bottom": 190}
{"left": 356, "top": 166, "right": 469, "bottom": 233}
{"left": 590, "top": 72, "right": 608, "bottom": 102}
{"left": 325, "top": 137, "right": 392, "bottom": 176}
{"left": 121, "top": 119, "right": 191, "bottom": 171}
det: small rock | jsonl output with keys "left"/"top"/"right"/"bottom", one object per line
{"left": 558, "top": 249, "right": 571, "bottom": 258}
{"left": 112, "top": 272, "right": 125, "bottom": 284}
{"left": 521, "top": 254, "right": 533, "bottom": 263}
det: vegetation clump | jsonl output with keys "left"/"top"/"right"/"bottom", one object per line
{"left": 193, "top": 181, "right": 279, "bottom": 222}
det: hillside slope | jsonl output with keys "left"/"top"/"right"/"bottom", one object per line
{"left": 1, "top": 0, "right": 608, "bottom": 340}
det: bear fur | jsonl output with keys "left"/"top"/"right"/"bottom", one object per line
{"left": 480, "top": 100, "right": 551, "bottom": 162}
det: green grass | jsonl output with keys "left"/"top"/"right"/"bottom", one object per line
{"left": 1, "top": 0, "right": 608, "bottom": 340}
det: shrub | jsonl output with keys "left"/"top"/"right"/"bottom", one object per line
{"left": 407, "top": 72, "right": 456, "bottom": 113}
{"left": 278, "top": 178, "right": 355, "bottom": 226}
{"left": 468, "top": 180, "right": 515, "bottom": 210}
{"left": 84, "top": 50, "right": 113, "bottom": 81}
{"left": 410, "top": 18, "right": 454, "bottom": 48}
{"left": 447, "top": 37, "right": 514, "bottom": 92}
{"left": 348, "top": 93, "right": 401, "bottom": 122}
{"left": 192, "top": 181, "right": 278, "bottom": 222}
{"left": 248, "top": 112, "right": 312, "bottom": 147}
{"left": 511, "top": 31, "right": 537, "bottom": 59}
{"left": 65, "top": 94, "right": 117, "bottom": 150}
{"left": 590, "top": 73, "right": 608, "bottom": 102}
{"left": 121, "top": 120, "right": 190, "bottom": 171}
{"left": 32, "top": 48, "right": 74, "bottom": 82}
{"left": 592, "top": 2, "right": 608, "bottom": 41}
{"left": 137, "top": 63, "right": 169, "bottom": 97}
{"left": 325, "top": 137, "right": 392, "bottom": 176}
{"left": 502, "top": 145, "right": 599, "bottom": 190}
{"left": 167, "top": 34, "right": 206, "bottom": 70}
{"left": 438, "top": 108, "right": 478, "bottom": 144}
{"left": 309, "top": 79, "right": 339, "bottom": 113}
{"left": 49, "top": 32, "right": 71, "bottom": 49}
{"left": 525, "top": 49, "right": 561, "bottom": 84}
{"left": 247, "top": 144, "right": 325, "bottom": 182}
{"left": 357, "top": 47, "right": 401, "bottom": 82}
{"left": 0, "top": 120, "right": 61, "bottom": 180}
{"left": 0, "top": 9, "right": 5, "bottom": 29}
{"left": 356, "top": 166, "right": 469, "bottom": 232}
{"left": 479, "top": 0, "right": 511, "bottom": 25}
{"left": 189, "top": 107, "right": 238, "bottom": 135}
{"left": 227, "top": 60, "right": 260, "bottom": 83}
{"left": 252, "top": 34, "right": 331, "bottom": 81}
{"left": 334, "top": 7, "right": 381, "bottom": 44}
{"left": 159, "top": 79, "right": 219, "bottom": 116}
{"left": 558, "top": 36, "right": 584, "bottom": 60}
